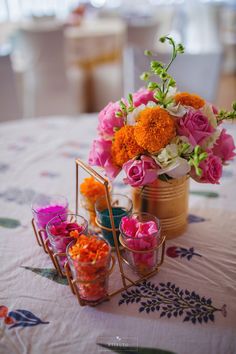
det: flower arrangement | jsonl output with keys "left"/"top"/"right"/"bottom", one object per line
{"left": 89, "top": 36, "right": 236, "bottom": 187}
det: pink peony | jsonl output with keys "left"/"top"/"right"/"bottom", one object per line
{"left": 192, "top": 153, "right": 223, "bottom": 184}
{"left": 212, "top": 128, "right": 235, "bottom": 162}
{"left": 132, "top": 87, "right": 157, "bottom": 107}
{"left": 88, "top": 138, "right": 120, "bottom": 179}
{"left": 98, "top": 101, "right": 124, "bottom": 137}
{"left": 177, "top": 109, "right": 215, "bottom": 147}
{"left": 123, "top": 156, "right": 158, "bottom": 187}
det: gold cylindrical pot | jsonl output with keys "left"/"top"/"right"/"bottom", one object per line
{"left": 131, "top": 176, "right": 189, "bottom": 239}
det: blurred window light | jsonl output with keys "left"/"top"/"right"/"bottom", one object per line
{"left": 91, "top": 0, "right": 107, "bottom": 7}
{"left": 0, "top": 0, "right": 234, "bottom": 22}
{"left": 0, "top": 0, "right": 9, "bottom": 21}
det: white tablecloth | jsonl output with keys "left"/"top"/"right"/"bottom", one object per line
{"left": 0, "top": 115, "right": 236, "bottom": 354}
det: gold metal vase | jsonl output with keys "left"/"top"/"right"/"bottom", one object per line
{"left": 132, "top": 176, "right": 189, "bottom": 239}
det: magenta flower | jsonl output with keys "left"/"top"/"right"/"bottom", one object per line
{"left": 212, "top": 128, "right": 235, "bottom": 162}
{"left": 191, "top": 153, "right": 223, "bottom": 184}
{"left": 120, "top": 216, "right": 138, "bottom": 238}
{"left": 123, "top": 156, "right": 158, "bottom": 187}
{"left": 88, "top": 138, "right": 121, "bottom": 179}
{"left": 177, "top": 109, "right": 215, "bottom": 147}
{"left": 132, "top": 87, "right": 157, "bottom": 107}
{"left": 98, "top": 101, "right": 124, "bottom": 137}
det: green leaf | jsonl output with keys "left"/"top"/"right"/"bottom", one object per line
{"left": 199, "top": 152, "right": 208, "bottom": 161}
{"left": 176, "top": 43, "right": 185, "bottom": 54}
{"left": 119, "top": 100, "right": 127, "bottom": 112}
{"left": 22, "top": 266, "right": 68, "bottom": 285}
{"left": 159, "top": 36, "right": 166, "bottom": 43}
{"left": 148, "top": 82, "right": 159, "bottom": 91}
{"left": 190, "top": 191, "right": 219, "bottom": 198}
{"left": 115, "top": 111, "right": 123, "bottom": 117}
{"left": 97, "top": 343, "right": 176, "bottom": 354}
{"left": 0, "top": 217, "right": 21, "bottom": 228}
{"left": 158, "top": 174, "right": 172, "bottom": 182}
{"left": 144, "top": 50, "right": 153, "bottom": 56}
{"left": 140, "top": 72, "right": 150, "bottom": 81}
{"left": 128, "top": 93, "right": 133, "bottom": 105}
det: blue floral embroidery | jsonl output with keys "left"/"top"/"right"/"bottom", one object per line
{"left": 8, "top": 310, "right": 49, "bottom": 329}
{"left": 188, "top": 214, "right": 206, "bottom": 224}
{"left": 0, "top": 188, "right": 47, "bottom": 205}
{"left": 0, "top": 305, "right": 49, "bottom": 329}
{"left": 119, "top": 281, "right": 227, "bottom": 324}
{"left": 190, "top": 191, "right": 219, "bottom": 198}
{"left": 0, "top": 163, "right": 9, "bottom": 173}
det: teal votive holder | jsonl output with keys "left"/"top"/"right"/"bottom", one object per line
{"left": 95, "top": 194, "right": 133, "bottom": 247}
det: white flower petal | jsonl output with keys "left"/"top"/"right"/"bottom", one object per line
{"left": 127, "top": 104, "right": 146, "bottom": 126}
{"left": 166, "top": 157, "right": 191, "bottom": 179}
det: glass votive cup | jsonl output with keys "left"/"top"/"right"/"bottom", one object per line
{"left": 66, "top": 235, "right": 112, "bottom": 304}
{"left": 119, "top": 212, "right": 161, "bottom": 276}
{"left": 80, "top": 195, "right": 100, "bottom": 233}
{"left": 95, "top": 194, "right": 133, "bottom": 248}
{"left": 32, "top": 194, "right": 68, "bottom": 242}
{"left": 46, "top": 213, "right": 88, "bottom": 273}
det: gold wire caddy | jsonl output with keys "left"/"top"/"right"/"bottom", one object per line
{"left": 31, "top": 158, "right": 166, "bottom": 306}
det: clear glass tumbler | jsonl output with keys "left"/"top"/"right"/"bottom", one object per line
{"left": 66, "top": 235, "right": 112, "bottom": 304}
{"left": 95, "top": 194, "right": 133, "bottom": 248}
{"left": 32, "top": 194, "right": 68, "bottom": 241}
{"left": 46, "top": 213, "right": 88, "bottom": 272}
{"left": 119, "top": 212, "right": 161, "bottom": 275}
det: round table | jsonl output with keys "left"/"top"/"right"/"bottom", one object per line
{"left": 0, "top": 116, "right": 236, "bottom": 354}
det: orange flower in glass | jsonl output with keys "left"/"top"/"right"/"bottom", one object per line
{"left": 80, "top": 177, "right": 107, "bottom": 228}
{"left": 80, "top": 177, "right": 106, "bottom": 204}
{"left": 134, "top": 107, "right": 176, "bottom": 153}
{"left": 174, "top": 92, "right": 205, "bottom": 109}
{"left": 112, "top": 126, "right": 144, "bottom": 167}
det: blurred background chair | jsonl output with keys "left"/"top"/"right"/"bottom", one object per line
{"left": 0, "top": 0, "right": 235, "bottom": 118}
{"left": 65, "top": 18, "right": 126, "bottom": 112}
{"left": 16, "top": 21, "right": 81, "bottom": 118}
{"left": 0, "top": 49, "right": 21, "bottom": 122}
{"left": 128, "top": 48, "right": 223, "bottom": 104}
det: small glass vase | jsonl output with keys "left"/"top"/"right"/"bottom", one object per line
{"left": 32, "top": 194, "right": 68, "bottom": 242}
{"left": 95, "top": 194, "right": 133, "bottom": 248}
{"left": 46, "top": 213, "right": 88, "bottom": 273}
{"left": 66, "top": 235, "right": 112, "bottom": 304}
{"left": 119, "top": 212, "right": 161, "bottom": 276}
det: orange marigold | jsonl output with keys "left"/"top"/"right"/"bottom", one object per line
{"left": 112, "top": 126, "right": 144, "bottom": 166}
{"left": 80, "top": 177, "right": 106, "bottom": 203}
{"left": 174, "top": 92, "right": 205, "bottom": 109}
{"left": 134, "top": 106, "right": 176, "bottom": 153}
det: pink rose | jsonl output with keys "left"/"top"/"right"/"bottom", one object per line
{"left": 132, "top": 87, "right": 157, "bottom": 107}
{"left": 123, "top": 156, "right": 158, "bottom": 187}
{"left": 212, "top": 129, "right": 235, "bottom": 162}
{"left": 177, "top": 109, "right": 215, "bottom": 147}
{"left": 191, "top": 153, "right": 223, "bottom": 184}
{"left": 120, "top": 216, "right": 138, "bottom": 238}
{"left": 88, "top": 138, "right": 120, "bottom": 179}
{"left": 98, "top": 101, "right": 124, "bottom": 137}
